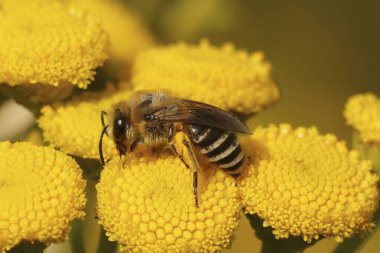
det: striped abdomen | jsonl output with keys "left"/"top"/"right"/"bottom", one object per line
{"left": 185, "top": 124, "right": 243, "bottom": 177}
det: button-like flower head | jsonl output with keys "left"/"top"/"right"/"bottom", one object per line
{"left": 38, "top": 86, "right": 132, "bottom": 159}
{"left": 0, "top": 0, "right": 108, "bottom": 89}
{"left": 132, "top": 40, "right": 279, "bottom": 114}
{"left": 238, "top": 124, "right": 379, "bottom": 242}
{"left": 344, "top": 93, "right": 380, "bottom": 145}
{"left": 97, "top": 153, "right": 241, "bottom": 252}
{"left": 0, "top": 142, "right": 86, "bottom": 252}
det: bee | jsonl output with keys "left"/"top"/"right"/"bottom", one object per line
{"left": 99, "top": 91, "right": 251, "bottom": 206}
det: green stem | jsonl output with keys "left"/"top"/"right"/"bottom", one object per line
{"left": 246, "top": 214, "right": 317, "bottom": 253}
{"left": 367, "top": 144, "right": 380, "bottom": 174}
{"left": 68, "top": 172, "right": 100, "bottom": 253}
{"left": 74, "top": 157, "right": 103, "bottom": 182}
{"left": 96, "top": 228, "right": 118, "bottom": 253}
{"left": 69, "top": 220, "right": 85, "bottom": 253}
{"left": 352, "top": 131, "right": 380, "bottom": 173}
{"left": 8, "top": 241, "right": 46, "bottom": 253}
{"left": 333, "top": 199, "right": 380, "bottom": 253}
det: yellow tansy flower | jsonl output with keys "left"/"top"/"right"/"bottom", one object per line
{"left": 238, "top": 124, "right": 379, "bottom": 243}
{"left": 96, "top": 152, "right": 241, "bottom": 252}
{"left": 0, "top": 0, "right": 108, "bottom": 89}
{"left": 132, "top": 40, "right": 279, "bottom": 114}
{"left": 0, "top": 141, "right": 86, "bottom": 252}
{"left": 65, "top": 0, "right": 154, "bottom": 64}
{"left": 38, "top": 85, "right": 132, "bottom": 159}
{"left": 344, "top": 93, "right": 380, "bottom": 145}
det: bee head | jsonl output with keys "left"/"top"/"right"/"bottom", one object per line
{"left": 113, "top": 108, "right": 130, "bottom": 156}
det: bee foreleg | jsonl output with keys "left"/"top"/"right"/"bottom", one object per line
{"left": 129, "top": 138, "right": 140, "bottom": 153}
{"left": 171, "top": 144, "right": 189, "bottom": 168}
{"left": 183, "top": 139, "right": 199, "bottom": 207}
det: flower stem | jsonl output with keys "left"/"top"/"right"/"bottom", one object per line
{"left": 352, "top": 131, "right": 380, "bottom": 173}
{"left": 69, "top": 220, "right": 85, "bottom": 253}
{"left": 96, "top": 227, "right": 118, "bottom": 253}
{"left": 246, "top": 214, "right": 316, "bottom": 253}
{"left": 8, "top": 242, "right": 46, "bottom": 253}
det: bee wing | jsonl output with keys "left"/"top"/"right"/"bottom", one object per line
{"left": 153, "top": 99, "right": 252, "bottom": 134}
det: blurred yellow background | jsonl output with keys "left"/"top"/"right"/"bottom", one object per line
{"left": 121, "top": 1, "right": 380, "bottom": 252}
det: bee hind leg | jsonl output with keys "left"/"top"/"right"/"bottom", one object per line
{"left": 171, "top": 144, "right": 189, "bottom": 168}
{"left": 168, "top": 124, "right": 189, "bottom": 168}
{"left": 183, "top": 140, "right": 199, "bottom": 207}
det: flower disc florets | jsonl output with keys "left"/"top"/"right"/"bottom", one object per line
{"left": 66, "top": 0, "right": 154, "bottom": 64}
{"left": 38, "top": 85, "right": 132, "bottom": 159}
{"left": 0, "top": 0, "right": 108, "bottom": 88}
{"left": 96, "top": 152, "right": 241, "bottom": 252}
{"left": 0, "top": 142, "right": 86, "bottom": 252}
{"left": 238, "top": 124, "right": 379, "bottom": 242}
{"left": 132, "top": 40, "right": 279, "bottom": 114}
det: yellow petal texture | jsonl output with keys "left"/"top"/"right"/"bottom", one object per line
{"left": 65, "top": 0, "right": 154, "bottom": 64}
{"left": 38, "top": 85, "right": 132, "bottom": 159}
{"left": 344, "top": 93, "right": 380, "bottom": 145}
{"left": 238, "top": 124, "right": 379, "bottom": 243}
{"left": 0, "top": 0, "right": 108, "bottom": 88}
{"left": 0, "top": 142, "right": 86, "bottom": 252}
{"left": 132, "top": 40, "right": 279, "bottom": 114}
{"left": 96, "top": 153, "right": 241, "bottom": 252}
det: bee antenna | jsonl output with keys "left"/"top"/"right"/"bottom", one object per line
{"left": 101, "top": 111, "right": 109, "bottom": 136}
{"left": 99, "top": 125, "right": 109, "bottom": 166}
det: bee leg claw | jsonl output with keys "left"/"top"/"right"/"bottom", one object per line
{"left": 194, "top": 170, "right": 198, "bottom": 207}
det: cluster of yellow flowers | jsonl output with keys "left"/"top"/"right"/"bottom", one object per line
{"left": 1, "top": 0, "right": 379, "bottom": 252}
{"left": 34, "top": 36, "right": 281, "bottom": 251}
{"left": 0, "top": 0, "right": 154, "bottom": 104}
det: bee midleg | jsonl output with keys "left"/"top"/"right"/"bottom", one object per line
{"left": 183, "top": 139, "right": 199, "bottom": 207}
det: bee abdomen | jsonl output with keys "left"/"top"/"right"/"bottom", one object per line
{"left": 186, "top": 124, "right": 244, "bottom": 177}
